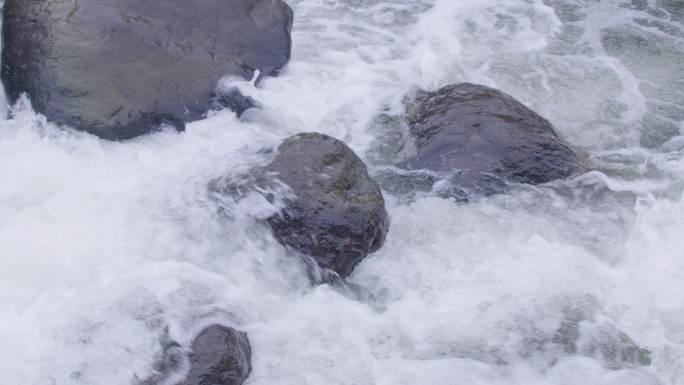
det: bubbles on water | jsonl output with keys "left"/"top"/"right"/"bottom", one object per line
{"left": 1, "top": 0, "right": 684, "bottom": 384}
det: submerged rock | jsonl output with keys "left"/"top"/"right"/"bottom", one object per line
{"left": 373, "top": 168, "right": 439, "bottom": 197}
{"left": 546, "top": 299, "right": 652, "bottom": 370}
{"left": 419, "top": 297, "right": 652, "bottom": 370}
{"left": 2, "top": 0, "right": 293, "bottom": 139}
{"left": 214, "top": 87, "right": 258, "bottom": 118}
{"left": 212, "top": 133, "right": 389, "bottom": 278}
{"left": 137, "top": 338, "right": 184, "bottom": 385}
{"left": 180, "top": 325, "right": 252, "bottom": 385}
{"left": 554, "top": 309, "right": 651, "bottom": 370}
{"left": 577, "top": 323, "right": 652, "bottom": 370}
{"left": 138, "top": 325, "right": 251, "bottom": 385}
{"left": 371, "top": 83, "right": 580, "bottom": 200}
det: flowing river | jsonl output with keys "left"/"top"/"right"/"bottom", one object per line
{"left": 1, "top": 0, "right": 683, "bottom": 384}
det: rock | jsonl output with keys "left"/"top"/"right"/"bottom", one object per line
{"left": 433, "top": 171, "right": 510, "bottom": 202}
{"left": 553, "top": 305, "right": 651, "bottom": 370}
{"left": 214, "top": 87, "right": 258, "bottom": 118}
{"left": 213, "top": 133, "right": 389, "bottom": 278}
{"left": 370, "top": 83, "right": 580, "bottom": 200}
{"left": 180, "top": 325, "right": 252, "bottom": 385}
{"left": 264, "top": 133, "right": 389, "bottom": 278}
{"left": 373, "top": 168, "right": 439, "bottom": 197}
{"left": 658, "top": 0, "right": 684, "bottom": 21}
{"left": 577, "top": 323, "right": 652, "bottom": 370}
{"left": 401, "top": 83, "right": 580, "bottom": 183}
{"left": 137, "top": 339, "right": 184, "bottom": 385}
{"left": 2, "top": 0, "right": 292, "bottom": 140}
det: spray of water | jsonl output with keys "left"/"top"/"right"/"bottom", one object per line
{"left": 0, "top": 0, "right": 683, "bottom": 384}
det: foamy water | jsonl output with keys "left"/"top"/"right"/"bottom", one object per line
{"left": 1, "top": 0, "right": 683, "bottom": 384}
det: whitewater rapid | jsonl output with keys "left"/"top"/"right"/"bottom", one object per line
{"left": 1, "top": 0, "right": 683, "bottom": 384}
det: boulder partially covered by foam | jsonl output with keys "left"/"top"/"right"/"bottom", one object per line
{"left": 2, "top": 0, "right": 292, "bottom": 139}
{"left": 212, "top": 133, "right": 390, "bottom": 278}
{"left": 370, "top": 83, "right": 581, "bottom": 201}
{"left": 181, "top": 325, "right": 252, "bottom": 385}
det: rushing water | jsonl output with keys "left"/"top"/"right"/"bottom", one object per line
{"left": 1, "top": 0, "right": 684, "bottom": 384}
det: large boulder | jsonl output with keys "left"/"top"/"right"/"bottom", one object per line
{"left": 371, "top": 83, "right": 581, "bottom": 200}
{"left": 212, "top": 133, "right": 389, "bottom": 278}
{"left": 180, "top": 325, "right": 252, "bottom": 385}
{"left": 2, "top": 0, "right": 292, "bottom": 139}
{"left": 263, "top": 133, "right": 389, "bottom": 278}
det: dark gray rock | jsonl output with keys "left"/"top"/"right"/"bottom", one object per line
{"left": 181, "top": 325, "right": 252, "bottom": 385}
{"left": 373, "top": 168, "right": 439, "bottom": 197}
{"left": 212, "top": 133, "right": 389, "bottom": 278}
{"left": 2, "top": 0, "right": 292, "bottom": 139}
{"left": 370, "top": 83, "right": 580, "bottom": 200}
{"left": 433, "top": 171, "right": 510, "bottom": 202}
{"left": 138, "top": 325, "right": 251, "bottom": 385}
{"left": 374, "top": 167, "right": 512, "bottom": 203}
{"left": 263, "top": 133, "right": 389, "bottom": 278}
{"left": 401, "top": 83, "right": 580, "bottom": 184}
{"left": 214, "top": 87, "right": 258, "bottom": 118}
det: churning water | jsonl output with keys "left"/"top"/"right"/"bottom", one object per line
{"left": 1, "top": 0, "right": 684, "bottom": 384}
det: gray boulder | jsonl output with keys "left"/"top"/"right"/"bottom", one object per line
{"left": 138, "top": 325, "right": 251, "bottom": 385}
{"left": 265, "top": 133, "right": 389, "bottom": 278}
{"left": 2, "top": 0, "right": 292, "bottom": 139}
{"left": 213, "top": 133, "right": 389, "bottom": 278}
{"left": 180, "top": 325, "right": 252, "bottom": 385}
{"left": 371, "top": 83, "right": 580, "bottom": 200}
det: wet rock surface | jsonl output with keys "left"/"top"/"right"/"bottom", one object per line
{"left": 137, "top": 338, "right": 184, "bottom": 385}
{"left": 214, "top": 87, "right": 259, "bottom": 118}
{"left": 600, "top": 24, "right": 684, "bottom": 148}
{"left": 213, "top": 133, "right": 389, "bottom": 278}
{"left": 553, "top": 305, "right": 651, "bottom": 370}
{"left": 420, "top": 296, "right": 652, "bottom": 370}
{"left": 401, "top": 83, "right": 580, "bottom": 183}
{"left": 262, "top": 133, "right": 389, "bottom": 278}
{"left": 373, "top": 168, "right": 439, "bottom": 197}
{"left": 2, "top": 0, "right": 292, "bottom": 139}
{"left": 138, "top": 325, "right": 251, "bottom": 385}
{"left": 180, "top": 325, "right": 252, "bottom": 385}
{"left": 370, "top": 83, "right": 581, "bottom": 201}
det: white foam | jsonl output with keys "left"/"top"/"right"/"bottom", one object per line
{"left": 0, "top": 0, "right": 683, "bottom": 384}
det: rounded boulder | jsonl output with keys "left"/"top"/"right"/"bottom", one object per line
{"left": 2, "top": 0, "right": 293, "bottom": 139}
{"left": 180, "top": 325, "right": 252, "bottom": 385}
{"left": 401, "top": 83, "right": 580, "bottom": 184}
{"left": 264, "top": 133, "right": 389, "bottom": 278}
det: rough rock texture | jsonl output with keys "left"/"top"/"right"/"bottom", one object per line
{"left": 554, "top": 307, "right": 651, "bottom": 370}
{"left": 401, "top": 83, "right": 580, "bottom": 183}
{"left": 180, "top": 325, "right": 252, "bottom": 385}
{"left": 373, "top": 168, "right": 439, "bottom": 197}
{"left": 370, "top": 83, "right": 580, "bottom": 200}
{"left": 575, "top": 323, "right": 652, "bottom": 370}
{"left": 214, "top": 87, "right": 258, "bottom": 118}
{"left": 2, "top": 0, "right": 292, "bottom": 139}
{"left": 210, "top": 133, "right": 389, "bottom": 278}
{"left": 262, "top": 133, "right": 389, "bottom": 278}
